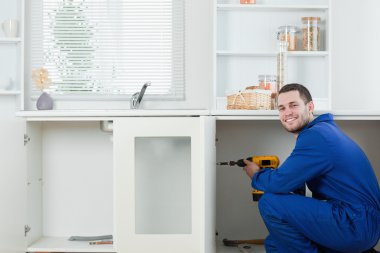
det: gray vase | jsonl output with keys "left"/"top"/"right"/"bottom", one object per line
{"left": 36, "top": 92, "right": 54, "bottom": 110}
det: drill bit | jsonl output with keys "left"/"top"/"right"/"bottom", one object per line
{"left": 216, "top": 159, "right": 247, "bottom": 167}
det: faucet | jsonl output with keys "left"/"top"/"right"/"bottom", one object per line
{"left": 130, "top": 82, "right": 151, "bottom": 109}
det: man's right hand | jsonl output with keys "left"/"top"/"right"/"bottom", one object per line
{"left": 243, "top": 159, "right": 260, "bottom": 179}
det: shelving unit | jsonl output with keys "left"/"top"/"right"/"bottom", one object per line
{"left": 214, "top": 0, "right": 331, "bottom": 112}
{"left": 0, "top": 90, "right": 21, "bottom": 95}
{"left": 0, "top": 0, "right": 24, "bottom": 101}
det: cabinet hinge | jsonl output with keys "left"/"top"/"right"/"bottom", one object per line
{"left": 24, "top": 134, "right": 30, "bottom": 146}
{"left": 24, "top": 225, "right": 31, "bottom": 237}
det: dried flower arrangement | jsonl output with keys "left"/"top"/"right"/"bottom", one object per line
{"left": 32, "top": 68, "right": 51, "bottom": 91}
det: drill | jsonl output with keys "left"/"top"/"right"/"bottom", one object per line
{"left": 217, "top": 155, "right": 280, "bottom": 201}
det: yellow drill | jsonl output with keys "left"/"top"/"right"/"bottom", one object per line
{"left": 217, "top": 155, "right": 280, "bottom": 201}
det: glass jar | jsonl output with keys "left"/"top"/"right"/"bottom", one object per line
{"left": 302, "top": 17, "right": 321, "bottom": 51}
{"left": 258, "top": 75, "right": 277, "bottom": 92}
{"left": 277, "top": 25, "right": 299, "bottom": 51}
{"left": 240, "top": 0, "right": 256, "bottom": 4}
{"left": 277, "top": 40, "right": 287, "bottom": 92}
{"left": 258, "top": 74, "right": 277, "bottom": 109}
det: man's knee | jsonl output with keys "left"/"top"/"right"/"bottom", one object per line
{"left": 258, "top": 193, "right": 284, "bottom": 219}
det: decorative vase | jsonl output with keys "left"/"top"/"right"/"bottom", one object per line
{"left": 36, "top": 91, "right": 54, "bottom": 110}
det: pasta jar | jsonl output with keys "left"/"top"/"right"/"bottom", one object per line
{"left": 302, "top": 17, "right": 321, "bottom": 51}
{"left": 277, "top": 25, "right": 299, "bottom": 51}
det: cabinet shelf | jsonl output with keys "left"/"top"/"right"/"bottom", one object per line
{"left": 217, "top": 51, "right": 329, "bottom": 57}
{"left": 0, "top": 37, "right": 21, "bottom": 43}
{"left": 0, "top": 90, "right": 21, "bottom": 95}
{"left": 217, "top": 4, "right": 329, "bottom": 11}
{"left": 27, "top": 236, "right": 115, "bottom": 253}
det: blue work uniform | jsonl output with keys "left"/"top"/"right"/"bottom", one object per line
{"left": 252, "top": 113, "right": 380, "bottom": 253}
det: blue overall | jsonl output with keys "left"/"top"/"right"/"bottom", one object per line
{"left": 252, "top": 113, "right": 380, "bottom": 253}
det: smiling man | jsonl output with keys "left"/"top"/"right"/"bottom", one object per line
{"left": 243, "top": 83, "right": 380, "bottom": 253}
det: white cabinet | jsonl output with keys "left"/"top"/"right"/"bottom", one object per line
{"left": 4, "top": 116, "right": 215, "bottom": 253}
{"left": 0, "top": 0, "right": 24, "bottom": 97}
{"left": 114, "top": 116, "right": 216, "bottom": 253}
{"left": 215, "top": 0, "right": 331, "bottom": 111}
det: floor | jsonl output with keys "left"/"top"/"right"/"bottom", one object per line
{"left": 217, "top": 241, "right": 266, "bottom": 253}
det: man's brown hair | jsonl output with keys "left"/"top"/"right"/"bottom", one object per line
{"left": 279, "top": 83, "right": 313, "bottom": 104}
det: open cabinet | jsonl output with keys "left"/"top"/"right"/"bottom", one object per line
{"left": 24, "top": 120, "right": 114, "bottom": 252}
{"left": 214, "top": 118, "right": 380, "bottom": 252}
{"left": 0, "top": 98, "right": 26, "bottom": 253}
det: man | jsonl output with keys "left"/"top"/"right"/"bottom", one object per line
{"left": 243, "top": 83, "right": 380, "bottom": 252}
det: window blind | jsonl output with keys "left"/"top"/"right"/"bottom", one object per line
{"left": 30, "top": 0, "right": 185, "bottom": 99}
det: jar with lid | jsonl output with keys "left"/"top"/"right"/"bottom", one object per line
{"left": 277, "top": 25, "right": 299, "bottom": 51}
{"left": 302, "top": 17, "right": 321, "bottom": 51}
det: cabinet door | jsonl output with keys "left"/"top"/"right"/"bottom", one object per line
{"left": 114, "top": 116, "right": 216, "bottom": 253}
{"left": 0, "top": 113, "right": 26, "bottom": 252}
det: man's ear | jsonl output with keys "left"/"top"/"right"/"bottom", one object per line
{"left": 308, "top": 100, "right": 315, "bottom": 112}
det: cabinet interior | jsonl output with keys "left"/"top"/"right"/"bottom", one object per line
{"left": 26, "top": 121, "right": 114, "bottom": 251}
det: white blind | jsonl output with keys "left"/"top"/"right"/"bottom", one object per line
{"left": 30, "top": 0, "right": 185, "bottom": 99}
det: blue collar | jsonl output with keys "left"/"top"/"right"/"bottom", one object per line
{"left": 303, "top": 113, "right": 334, "bottom": 131}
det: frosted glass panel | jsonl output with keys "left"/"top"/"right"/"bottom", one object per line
{"left": 135, "top": 137, "right": 192, "bottom": 234}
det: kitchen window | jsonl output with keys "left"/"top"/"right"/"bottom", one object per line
{"left": 29, "top": 0, "right": 185, "bottom": 100}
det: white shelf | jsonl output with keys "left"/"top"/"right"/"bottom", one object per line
{"left": 0, "top": 37, "right": 21, "bottom": 43}
{"left": 217, "top": 51, "right": 329, "bottom": 57}
{"left": 16, "top": 109, "right": 210, "bottom": 119}
{"left": 217, "top": 4, "right": 329, "bottom": 11}
{"left": 0, "top": 90, "right": 21, "bottom": 95}
{"left": 27, "top": 236, "right": 115, "bottom": 253}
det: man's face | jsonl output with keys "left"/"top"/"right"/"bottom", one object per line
{"left": 278, "top": 90, "right": 314, "bottom": 134}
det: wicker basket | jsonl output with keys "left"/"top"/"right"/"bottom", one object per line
{"left": 227, "top": 90, "right": 271, "bottom": 110}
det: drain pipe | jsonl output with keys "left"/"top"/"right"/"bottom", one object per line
{"left": 100, "top": 120, "right": 113, "bottom": 133}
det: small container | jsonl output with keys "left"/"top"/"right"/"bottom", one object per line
{"left": 258, "top": 75, "right": 277, "bottom": 109}
{"left": 277, "top": 40, "right": 288, "bottom": 91}
{"left": 277, "top": 25, "right": 299, "bottom": 51}
{"left": 240, "top": 0, "right": 256, "bottom": 4}
{"left": 258, "top": 75, "right": 277, "bottom": 92}
{"left": 302, "top": 17, "right": 321, "bottom": 51}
